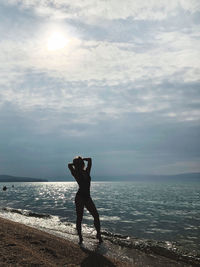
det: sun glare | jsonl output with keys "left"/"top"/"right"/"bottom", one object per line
{"left": 47, "top": 32, "right": 68, "bottom": 51}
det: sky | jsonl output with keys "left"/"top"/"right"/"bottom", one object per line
{"left": 0, "top": 0, "right": 200, "bottom": 179}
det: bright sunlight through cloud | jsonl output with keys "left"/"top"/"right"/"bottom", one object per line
{"left": 47, "top": 31, "right": 68, "bottom": 51}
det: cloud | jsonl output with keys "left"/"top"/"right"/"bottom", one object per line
{"left": 3, "top": 0, "right": 200, "bottom": 22}
{"left": 1, "top": 31, "right": 199, "bottom": 82}
{"left": 1, "top": 0, "right": 199, "bottom": 92}
{"left": 1, "top": 28, "right": 199, "bottom": 122}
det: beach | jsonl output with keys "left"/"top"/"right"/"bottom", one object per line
{"left": 0, "top": 217, "right": 196, "bottom": 267}
{"left": 0, "top": 217, "right": 132, "bottom": 267}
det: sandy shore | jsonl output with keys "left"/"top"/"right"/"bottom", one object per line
{"left": 0, "top": 217, "right": 195, "bottom": 267}
{"left": 0, "top": 217, "right": 132, "bottom": 267}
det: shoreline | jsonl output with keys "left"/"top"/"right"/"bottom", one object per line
{"left": 0, "top": 217, "right": 196, "bottom": 267}
{"left": 0, "top": 217, "right": 131, "bottom": 267}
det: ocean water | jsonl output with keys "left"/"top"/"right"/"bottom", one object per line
{"left": 0, "top": 181, "right": 200, "bottom": 265}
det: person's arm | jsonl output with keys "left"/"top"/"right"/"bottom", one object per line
{"left": 83, "top": 158, "right": 92, "bottom": 174}
{"left": 68, "top": 163, "right": 76, "bottom": 178}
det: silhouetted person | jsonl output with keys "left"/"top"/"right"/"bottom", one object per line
{"left": 68, "top": 156, "right": 102, "bottom": 244}
{"left": 3, "top": 186, "right": 7, "bottom": 191}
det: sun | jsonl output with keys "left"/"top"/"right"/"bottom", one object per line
{"left": 47, "top": 31, "right": 68, "bottom": 51}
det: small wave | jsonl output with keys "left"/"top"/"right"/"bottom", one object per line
{"left": 2, "top": 207, "right": 51, "bottom": 219}
{"left": 101, "top": 230, "right": 129, "bottom": 239}
{"left": 101, "top": 216, "right": 121, "bottom": 221}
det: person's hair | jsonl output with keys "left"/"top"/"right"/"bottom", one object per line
{"left": 73, "top": 156, "right": 85, "bottom": 170}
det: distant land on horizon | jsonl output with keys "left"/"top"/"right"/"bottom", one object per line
{"left": 0, "top": 175, "right": 48, "bottom": 182}
{"left": 0, "top": 173, "right": 199, "bottom": 183}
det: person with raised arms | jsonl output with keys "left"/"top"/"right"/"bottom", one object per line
{"left": 68, "top": 156, "right": 102, "bottom": 244}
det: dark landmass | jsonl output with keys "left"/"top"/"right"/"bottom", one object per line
{"left": 48, "top": 172, "right": 200, "bottom": 182}
{"left": 0, "top": 175, "right": 48, "bottom": 182}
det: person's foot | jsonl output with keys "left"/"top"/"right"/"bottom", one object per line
{"left": 96, "top": 233, "right": 103, "bottom": 243}
{"left": 78, "top": 235, "right": 83, "bottom": 244}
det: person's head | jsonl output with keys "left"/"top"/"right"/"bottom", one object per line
{"left": 73, "top": 156, "right": 85, "bottom": 170}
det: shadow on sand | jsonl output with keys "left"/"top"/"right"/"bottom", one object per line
{"left": 80, "top": 245, "right": 116, "bottom": 267}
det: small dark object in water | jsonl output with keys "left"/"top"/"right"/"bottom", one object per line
{"left": 3, "top": 186, "right": 7, "bottom": 191}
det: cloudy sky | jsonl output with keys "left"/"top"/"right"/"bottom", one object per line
{"left": 0, "top": 0, "right": 200, "bottom": 179}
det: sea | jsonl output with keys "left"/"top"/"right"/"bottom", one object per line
{"left": 0, "top": 181, "right": 200, "bottom": 266}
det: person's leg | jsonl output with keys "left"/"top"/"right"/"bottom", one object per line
{"left": 75, "top": 194, "right": 84, "bottom": 244}
{"left": 85, "top": 197, "right": 103, "bottom": 243}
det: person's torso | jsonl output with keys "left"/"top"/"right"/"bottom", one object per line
{"left": 76, "top": 170, "right": 91, "bottom": 196}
